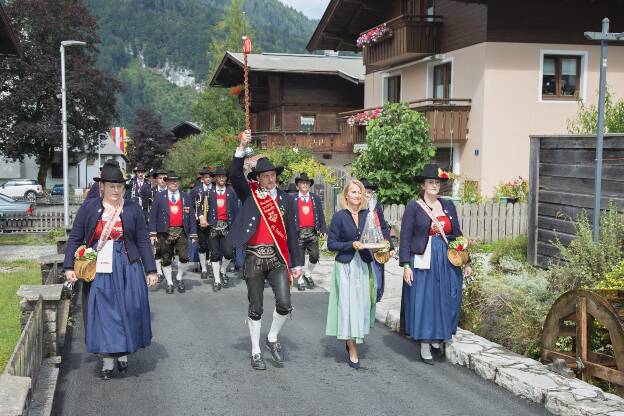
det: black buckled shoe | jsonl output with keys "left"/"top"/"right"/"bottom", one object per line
{"left": 251, "top": 353, "right": 266, "bottom": 370}
{"left": 176, "top": 280, "right": 186, "bottom": 293}
{"left": 297, "top": 282, "right": 306, "bottom": 291}
{"left": 221, "top": 273, "right": 229, "bottom": 288}
{"left": 100, "top": 369, "right": 113, "bottom": 380}
{"left": 200, "top": 271, "right": 208, "bottom": 280}
{"left": 117, "top": 360, "right": 128, "bottom": 374}
{"left": 431, "top": 343, "right": 445, "bottom": 360}
{"left": 213, "top": 280, "right": 222, "bottom": 291}
{"left": 166, "top": 284, "right": 174, "bottom": 294}
{"left": 303, "top": 274, "right": 315, "bottom": 289}
{"left": 265, "top": 337, "right": 284, "bottom": 363}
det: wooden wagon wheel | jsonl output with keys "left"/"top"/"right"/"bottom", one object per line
{"left": 541, "top": 289, "right": 624, "bottom": 391}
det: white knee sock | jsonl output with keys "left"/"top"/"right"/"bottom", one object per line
{"left": 162, "top": 265, "right": 173, "bottom": 286}
{"left": 248, "top": 319, "right": 262, "bottom": 355}
{"left": 199, "top": 252, "right": 207, "bottom": 272}
{"left": 267, "top": 309, "right": 288, "bottom": 343}
{"left": 211, "top": 262, "right": 221, "bottom": 284}
{"left": 102, "top": 357, "right": 114, "bottom": 371}
{"left": 176, "top": 261, "right": 185, "bottom": 281}
{"left": 220, "top": 258, "right": 231, "bottom": 274}
{"left": 421, "top": 343, "right": 433, "bottom": 360}
{"left": 156, "top": 260, "right": 163, "bottom": 276}
{"left": 118, "top": 355, "right": 128, "bottom": 363}
{"left": 431, "top": 342, "right": 440, "bottom": 349}
{"left": 307, "top": 261, "right": 317, "bottom": 274}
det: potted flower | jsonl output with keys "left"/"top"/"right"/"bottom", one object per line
{"left": 347, "top": 108, "right": 382, "bottom": 126}
{"left": 356, "top": 23, "right": 393, "bottom": 49}
{"left": 493, "top": 176, "right": 528, "bottom": 204}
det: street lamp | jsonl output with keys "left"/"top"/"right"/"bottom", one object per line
{"left": 60, "top": 40, "right": 86, "bottom": 229}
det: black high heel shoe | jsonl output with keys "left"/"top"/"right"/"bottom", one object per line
{"left": 100, "top": 369, "right": 113, "bottom": 380}
{"left": 117, "top": 360, "right": 128, "bottom": 374}
{"left": 345, "top": 341, "right": 360, "bottom": 369}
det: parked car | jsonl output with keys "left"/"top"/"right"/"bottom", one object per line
{"left": 0, "top": 179, "right": 43, "bottom": 202}
{"left": 51, "top": 184, "right": 64, "bottom": 196}
{"left": 0, "top": 193, "right": 34, "bottom": 216}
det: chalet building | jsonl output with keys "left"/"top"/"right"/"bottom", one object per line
{"left": 0, "top": 3, "right": 21, "bottom": 57}
{"left": 171, "top": 121, "right": 202, "bottom": 140}
{"left": 210, "top": 52, "right": 364, "bottom": 171}
{"left": 307, "top": 0, "right": 624, "bottom": 194}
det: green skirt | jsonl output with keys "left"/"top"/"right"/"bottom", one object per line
{"left": 325, "top": 253, "right": 376, "bottom": 344}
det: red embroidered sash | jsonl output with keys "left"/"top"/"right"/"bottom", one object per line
{"left": 249, "top": 181, "right": 291, "bottom": 276}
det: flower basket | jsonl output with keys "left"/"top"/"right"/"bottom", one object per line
{"left": 357, "top": 24, "right": 393, "bottom": 49}
{"left": 447, "top": 248, "right": 470, "bottom": 267}
{"left": 374, "top": 250, "right": 391, "bottom": 264}
{"left": 74, "top": 259, "right": 97, "bottom": 281}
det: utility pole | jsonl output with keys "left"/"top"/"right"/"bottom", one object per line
{"left": 584, "top": 19, "right": 624, "bottom": 241}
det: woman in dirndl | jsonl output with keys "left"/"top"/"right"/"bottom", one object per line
{"left": 64, "top": 161, "right": 158, "bottom": 380}
{"left": 399, "top": 164, "right": 472, "bottom": 365}
{"left": 325, "top": 179, "right": 376, "bottom": 369}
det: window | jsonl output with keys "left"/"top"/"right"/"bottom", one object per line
{"left": 51, "top": 163, "right": 63, "bottom": 179}
{"left": 385, "top": 75, "right": 401, "bottom": 103}
{"left": 300, "top": 115, "right": 316, "bottom": 133}
{"left": 542, "top": 55, "right": 581, "bottom": 100}
{"left": 433, "top": 63, "right": 452, "bottom": 99}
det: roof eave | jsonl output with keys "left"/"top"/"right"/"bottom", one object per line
{"left": 306, "top": 0, "right": 342, "bottom": 52}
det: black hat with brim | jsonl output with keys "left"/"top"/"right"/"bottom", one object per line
{"left": 134, "top": 164, "right": 145, "bottom": 172}
{"left": 212, "top": 166, "right": 227, "bottom": 177}
{"left": 414, "top": 163, "right": 450, "bottom": 182}
{"left": 295, "top": 172, "right": 314, "bottom": 187}
{"left": 94, "top": 162, "right": 126, "bottom": 183}
{"left": 359, "top": 177, "right": 377, "bottom": 191}
{"left": 199, "top": 166, "right": 212, "bottom": 176}
{"left": 165, "top": 171, "right": 182, "bottom": 181}
{"left": 151, "top": 168, "right": 167, "bottom": 178}
{"left": 247, "top": 157, "right": 284, "bottom": 181}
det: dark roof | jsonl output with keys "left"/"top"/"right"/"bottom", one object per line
{"left": 0, "top": 4, "right": 21, "bottom": 57}
{"left": 171, "top": 121, "right": 202, "bottom": 139}
{"left": 209, "top": 52, "right": 364, "bottom": 88}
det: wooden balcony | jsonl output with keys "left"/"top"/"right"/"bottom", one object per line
{"left": 338, "top": 99, "right": 471, "bottom": 148}
{"left": 362, "top": 15, "right": 442, "bottom": 68}
{"left": 253, "top": 131, "right": 354, "bottom": 153}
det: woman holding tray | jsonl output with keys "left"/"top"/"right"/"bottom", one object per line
{"left": 325, "top": 179, "right": 376, "bottom": 369}
{"left": 64, "top": 161, "right": 158, "bottom": 380}
{"left": 399, "top": 164, "right": 472, "bottom": 365}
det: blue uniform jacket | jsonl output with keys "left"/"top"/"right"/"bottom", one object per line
{"left": 63, "top": 198, "right": 157, "bottom": 273}
{"left": 398, "top": 198, "right": 462, "bottom": 266}
{"left": 226, "top": 155, "right": 303, "bottom": 268}
{"left": 149, "top": 190, "right": 198, "bottom": 238}
{"left": 327, "top": 208, "right": 374, "bottom": 264}
{"left": 291, "top": 192, "right": 327, "bottom": 234}
{"left": 207, "top": 186, "right": 239, "bottom": 226}
{"left": 125, "top": 179, "right": 151, "bottom": 212}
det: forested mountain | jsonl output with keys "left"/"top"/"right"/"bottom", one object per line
{"left": 83, "top": 0, "right": 319, "bottom": 126}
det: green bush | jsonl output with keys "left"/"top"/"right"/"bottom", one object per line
{"left": 549, "top": 202, "right": 624, "bottom": 293}
{"left": 490, "top": 235, "right": 528, "bottom": 265}
{"left": 597, "top": 260, "right": 624, "bottom": 289}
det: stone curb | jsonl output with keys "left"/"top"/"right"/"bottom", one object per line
{"left": 382, "top": 309, "right": 624, "bottom": 416}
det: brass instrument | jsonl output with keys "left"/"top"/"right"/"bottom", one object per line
{"left": 194, "top": 192, "right": 201, "bottom": 222}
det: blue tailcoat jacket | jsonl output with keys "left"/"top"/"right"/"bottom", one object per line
{"left": 63, "top": 198, "right": 157, "bottom": 273}
{"left": 398, "top": 198, "right": 462, "bottom": 266}
{"left": 290, "top": 192, "right": 327, "bottom": 234}
{"left": 327, "top": 208, "right": 374, "bottom": 264}
{"left": 207, "top": 186, "right": 239, "bottom": 226}
{"left": 149, "top": 190, "right": 197, "bottom": 238}
{"left": 226, "top": 155, "right": 303, "bottom": 268}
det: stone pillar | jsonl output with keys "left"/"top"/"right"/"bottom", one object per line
{"left": 17, "top": 285, "right": 64, "bottom": 357}
{"left": 55, "top": 236, "right": 68, "bottom": 255}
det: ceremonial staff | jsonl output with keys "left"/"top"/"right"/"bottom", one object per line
{"left": 242, "top": 35, "right": 253, "bottom": 156}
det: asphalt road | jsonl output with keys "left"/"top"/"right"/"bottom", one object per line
{"left": 52, "top": 270, "right": 548, "bottom": 416}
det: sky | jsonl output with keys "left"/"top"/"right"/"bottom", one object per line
{"left": 278, "top": 0, "right": 330, "bottom": 19}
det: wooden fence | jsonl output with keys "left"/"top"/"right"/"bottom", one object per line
{"left": 0, "top": 212, "right": 72, "bottom": 233}
{"left": 528, "top": 135, "right": 624, "bottom": 267}
{"left": 383, "top": 202, "right": 528, "bottom": 242}
{"left": 5, "top": 297, "right": 43, "bottom": 382}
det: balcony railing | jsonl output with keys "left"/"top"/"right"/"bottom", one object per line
{"left": 338, "top": 99, "right": 471, "bottom": 148}
{"left": 361, "top": 15, "right": 442, "bottom": 67}
{"left": 253, "top": 131, "right": 354, "bottom": 153}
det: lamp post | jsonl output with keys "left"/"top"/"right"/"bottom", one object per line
{"left": 584, "top": 19, "right": 624, "bottom": 241}
{"left": 60, "top": 40, "right": 86, "bottom": 228}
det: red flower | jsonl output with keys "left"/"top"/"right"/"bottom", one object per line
{"left": 78, "top": 247, "right": 86, "bottom": 257}
{"left": 457, "top": 244, "right": 464, "bottom": 251}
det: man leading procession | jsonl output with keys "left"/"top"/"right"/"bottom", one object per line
{"left": 191, "top": 167, "right": 214, "bottom": 281}
{"left": 149, "top": 171, "right": 198, "bottom": 294}
{"left": 206, "top": 166, "right": 238, "bottom": 291}
{"left": 227, "top": 130, "right": 303, "bottom": 370}
{"left": 291, "top": 172, "right": 326, "bottom": 291}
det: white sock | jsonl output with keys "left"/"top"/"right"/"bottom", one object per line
{"left": 421, "top": 343, "right": 433, "bottom": 360}
{"left": 220, "top": 258, "right": 231, "bottom": 274}
{"left": 248, "top": 319, "right": 262, "bottom": 355}
{"left": 176, "top": 261, "right": 185, "bottom": 281}
{"left": 162, "top": 265, "right": 173, "bottom": 286}
{"left": 118, "top": 355, "right": 128, "bottom": 363}
{"left": 156, "top": 260, "right": 163, "bottom": 276}
{"left": 308, "top": 261, "right": 317, "bottom": 274}
{"left": 298, "top": 276, "right": 305, "bottom": 285}
{"left": 199, "top": 253, "right": 207, "bottom": 272}
{"left": 102, "top": 357, "right": 114, "bottom": 371}
{"left": 267, "top": 309, "right": 288, "bottom": 343}
{"left": 211, "top": 262, "right": 221, "bottom": 284}
{"left": 431, "top": 342, "right": 440, "bottom": 349}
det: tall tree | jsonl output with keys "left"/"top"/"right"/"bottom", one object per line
{"left": 0, "top": 0, "right": 121, "bottom": 187}
{"left": 128, "top": 108, "right": 176, "bottom": 170}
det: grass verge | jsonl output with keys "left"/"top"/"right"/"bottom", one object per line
{"left": 0, "top": 260, "right": 41, "bottom": 371}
